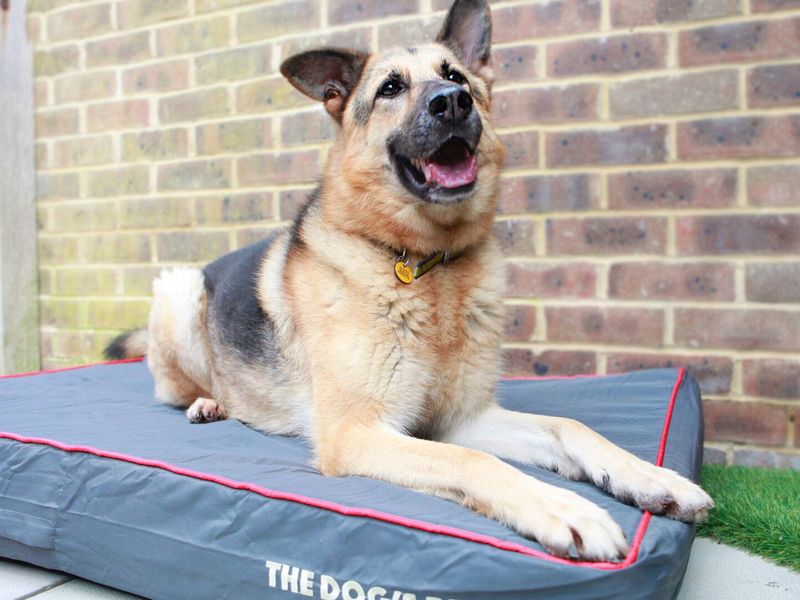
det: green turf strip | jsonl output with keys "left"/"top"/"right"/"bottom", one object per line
{"left": 696, "top": 465, "right": 800, "bottom": 572}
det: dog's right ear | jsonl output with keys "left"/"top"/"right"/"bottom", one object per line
{"left": 280, "top": 49, "right": 370, "bottom": 123}
{"left": 437, "top": 0, "right": 492, "bottom": 80}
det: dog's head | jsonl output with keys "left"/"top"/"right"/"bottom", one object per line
{"left": 281, "top": 0, "right": 503, "bottom": 250}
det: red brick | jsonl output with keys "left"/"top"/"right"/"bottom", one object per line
{"left": 743, "top": 359, "right": 800, "bottom": 400}
{"left": 35, "top": 108, "right": 79, "bottom": 138}
{"left": 676, "top": 215, "right": 800, "bottom": 255}
{"left": 119, "top": 198, "right": 192, "bottom": 229}
{"left": 35, "top": 44, "right": 80, "bottom": 77}
{"left": 36, "top": 173, "right": 80, "bottom": 201}
{"left": 47, "top": 3, "right": 111, "bottom": 42}
{"left": 494, "top": 45, "right": 539, "bottom": 84}
{"left": 492, "top": 0, "right": 601, "bottom": 44}
{"left": 196, "top": 0, "right": 264, "bottom": 14}
{"left": 497, "top": 174, "right": 600, "bottom": 215}
{"left": 505, "top": 305, "right": 537, "bottom": 343}
{"left": 609, "top": 262, "right": 735, "bottom": 302}
{"left": 548, "top": 33, "right": 668, "bottom": 78}
{"left": 547, "top": 217, "right": 667, "bottom": 256}
{"left": 752, "top": 0, "right": 800, "bottom": 12}
{"left": 547, "top": 306, "right": 664, "bottom": 346}
{"left": 87, "top": 166, "right": 150, "bottom": 198}
{"left": 493, "top": 220, "right": 537, "bottom": 256}
{"left": 27, "top": 15, "right": 43, "bottom": 45}
{"left": 196, "top": 193, "right": 273, "bottom": 225}
{"left": 235, "top": 227, "right": 283, "bottom": 249}
{"left": 611, "top": 0, "right": 741, "bottom": 27}
{"left": 118, "top": 0, "right": 188, "bottom": 29}
{"left": 492, "top": 84, "right": 599, "bottom": 128}
{"left": 748, "top": 165, "right": 800, "bottom": 207}
{"left": 748, "top": 64, "right": 800, "bottom": 108}
{"left": 505, "top": 262, "right": 596, "bottom": 298}
{"left": 123, "top": 60, "right": 190, "bottom": 94}
{"left": 39, "top": 237, "right": 79, "bottom": 266}
{"left": 608, "top": 354, "right": 733, "bottom": 395}
{"left": 197, "top": 119, "right": 272, "bottom": 155}
{"left": 160, "top": 88, "right": 229, "bottom": 124}
{"left": 87, "top": 100, "right": 149, "bottom": 133}
{"left": 238, "top": 0, "right": 319, "bottom": 41}
{"left": 284, "top": 26, "right": 372, "bottom": 57}
{"left": 53, "top": 136, "right": 114, "bottom": 168}
{"left": 746, "top": 263, "right": 800, "bottom": 303}
{"left": 675, "top": 308, "right": 800, "bottom": 352}
{"left": 54, "top": 71, "right": 117, "bottom": 104}
{"left": 157, "top": 231, "right": 230, "bottom": 263}
{"left": 122, "top": 266, "right": 163, "bottom": 295}
{"left": 677, "top": 116, "right": 800, "bottom": 160}
{"left": 84, "top": 233, "right": 151, "bottom": 264}
{"left": 238, "top": 150, "right": 320, "bottom": 186}
{"left": 156, "top": 17, "right": 230, "bottom": 57}
{"left": 280, "top": 110, "right": 336, "bottom": 147}
{"left": 195, "top": 46, "right": 271, "bottom": 85}
{"left": 122, "top": 129, "right": 189, "bottom": 162}
{"left": 158, "top": 160, "right": 232, "bottom": 191}
{"left": 86, "top": 31, "right": 151, "bottom": 68}
{"left": 237, "top": 77, "right": 309, "bottom": 114}
{"left": 704, "top": 401, "right": 788, "bottom": 446}
{"left": 329, "top": 0, "right": 416, "bottom": 25}
{"left": 547, "top": 125, "right": 668, "bottom": 168}
{"left": 503, "top": 349, "right": 596, "bottom": 377}
{"left": 499, "top": 131, "right": 539, "bottom": 170}
{"left": 279, "top": 189, "right": 314, "bottom": 221}
{"left": 608, "top": 169, "right": 737, "bottom": 210}
{"left": 679, "top": 18, "right": 800, "bottom": 67}
{"left": 610, "top": 71, "right": 738, "bottom": 119}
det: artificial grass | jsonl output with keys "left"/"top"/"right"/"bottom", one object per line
{"left": 697, "top": 465, "right": 800, "bottom": 572}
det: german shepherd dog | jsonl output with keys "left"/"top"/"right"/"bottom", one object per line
{"left": 107, "top": 0, "right": 712, "bottom": 561}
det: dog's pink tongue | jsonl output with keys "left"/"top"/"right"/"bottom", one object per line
{"left": 423, "top": 154, "right": 478, "bottom": 188}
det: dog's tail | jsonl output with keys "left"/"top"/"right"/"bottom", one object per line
{"left": 104, "top": 329, "right": 149, "bottom": 360}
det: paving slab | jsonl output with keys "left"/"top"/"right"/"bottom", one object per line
{"left": 31, "top": 579, "right": 141, "bottom": 600}
{"left": 0, "top": 559, "right": 71, "bottom": 600}
{"left": 3, "top": 538, "right": 800, "bottom": 599}
{"left": 678, "top": 538, "right": 800, "bottom": 600}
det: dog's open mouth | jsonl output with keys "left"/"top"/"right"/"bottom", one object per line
{"left": 392, "top": 137, "right": 478, "bottom": 202}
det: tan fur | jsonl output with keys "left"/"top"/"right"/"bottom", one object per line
{"left": 134, "top": 7, "right": 712, "bottom": 562}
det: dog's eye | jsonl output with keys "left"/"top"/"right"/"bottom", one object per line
{"left": 447, "top": 70, "right": 466, "bottom": 85}
{"left": 378, "top": 80, "right": 404, "bottom": 98}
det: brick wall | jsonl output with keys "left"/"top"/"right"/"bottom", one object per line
{"left": 28, "top": 0, "right": 800, "bottom": 468}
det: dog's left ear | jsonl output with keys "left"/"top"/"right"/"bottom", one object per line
{"left": 280, "top": 49, "right": 370, "bottom": 123}
{"left": 436, "top": 0, "right": 493, "bottom": 81}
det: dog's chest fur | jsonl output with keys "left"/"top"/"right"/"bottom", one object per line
{"left": 288, "top": 236, "right": 506, "bottom": 440}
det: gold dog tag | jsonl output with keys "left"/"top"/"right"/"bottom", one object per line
{"left": 394, "top": 261, "right": 414, "bottom": 284}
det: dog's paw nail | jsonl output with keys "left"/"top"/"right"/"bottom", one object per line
{"left": 569, "top": 526, "right": 584, "bottom": 550}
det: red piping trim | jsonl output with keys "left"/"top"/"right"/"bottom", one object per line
{"left": 0, "top": 357, "right": 144, "bottom": 379}
{"left": 0, "top": 365, "right": 687, "bottom": 571}
{"left": 2, "top": 358, "right": 610, "bottom": 382}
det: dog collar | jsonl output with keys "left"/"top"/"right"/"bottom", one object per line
{"left": 394, "top": 249, "right": 462, "bottom": 284}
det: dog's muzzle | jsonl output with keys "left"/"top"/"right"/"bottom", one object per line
{"left": 389, "top": 81, "right": 483, "bottom": 204}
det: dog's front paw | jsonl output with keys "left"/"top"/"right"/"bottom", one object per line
{"left": 186, "top": 397, "right": 227, "bottom": 424}
{"left": 599, "top": 462, "right": 714, "bottom": 522}
{"left": 512, "top": 484, "right": 629, "bottom": 562}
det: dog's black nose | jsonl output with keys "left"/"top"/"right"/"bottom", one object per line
{"left": 428, "top": 87, "right": 473, "bottom": 123}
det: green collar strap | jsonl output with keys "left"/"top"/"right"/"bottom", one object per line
{"left": 394, "top": 249, "right": 462, "bottom": 284}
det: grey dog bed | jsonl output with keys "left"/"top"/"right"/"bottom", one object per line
{"left": 0, "top": 360, "right": 703, "bottom": 599}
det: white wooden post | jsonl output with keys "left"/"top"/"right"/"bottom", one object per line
{"left": 0, "top": 0, "right": 41, "bottom": 374}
